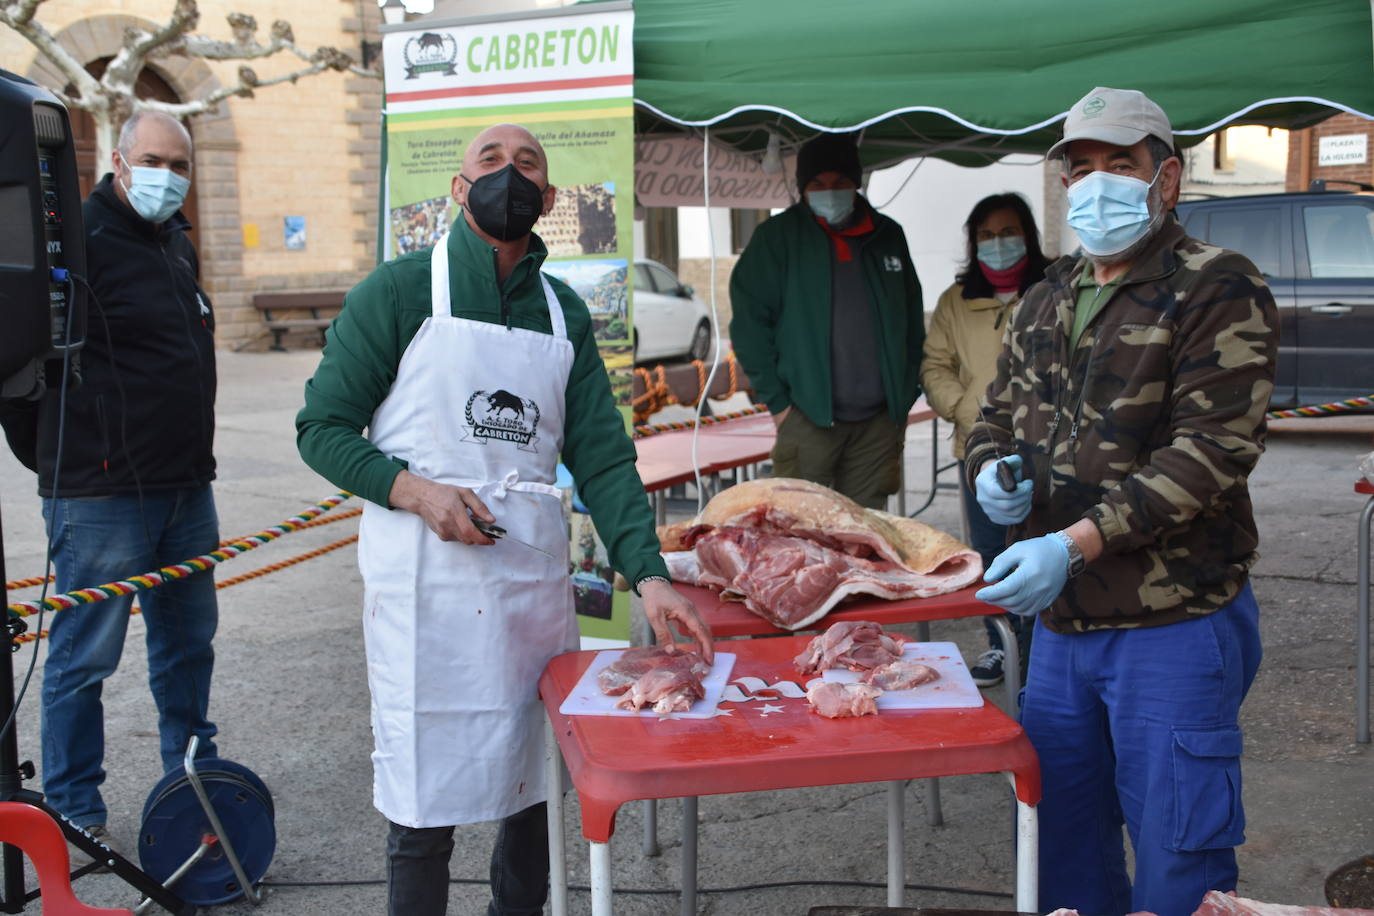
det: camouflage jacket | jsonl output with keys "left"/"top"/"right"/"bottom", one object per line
{"left": 964, "top": 216, "right": 1278, "bottom": 633}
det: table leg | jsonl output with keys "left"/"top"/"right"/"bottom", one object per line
{"left": 1358, "top": 495, "right": 1372, "bottom": 744}
{"left": 546, "top": 713, "right": 568, "bottom": 916}
{"left": 924, "top": 777, "right": 943, "bottom": 827}
{"left": 990, "top": 615, "right": 1022, "bottom": 713}
{"left": 641, "top": 800, "right": 660, "bottom": 856}
{"left": 913, "top": 621, "right": 944, "bottom": 827}
{"left": 680, "top": 796, "right": 698, "bottom": 916}
{"left": 887, "top": 780, "right": 905, "bottom": 906}
{"left": 1014, "top": 793, "right": 1038, "bottom": 912}
{"left": 654, "top": 491, "right": 666, "bottom": 527}
{"left": 590, "top": 840, "right": 613, "bottom": 916}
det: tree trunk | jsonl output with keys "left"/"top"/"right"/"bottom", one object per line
{"left": 92, "top": 105, "right": 115, "bottom": 179}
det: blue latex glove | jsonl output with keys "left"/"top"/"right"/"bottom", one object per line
{"left": 975, "top": 533, "right": 1069, "bottom": 617}
{"left": 974, "top": 454, "right": 1033, "bottom": 525}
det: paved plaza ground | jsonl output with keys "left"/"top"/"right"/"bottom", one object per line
{"left": 1, "top": 350, "right": 1370, "bottom": 915}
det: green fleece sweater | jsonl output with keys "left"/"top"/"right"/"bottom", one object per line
{"left": 296, "top": 218, "right": 668, "bottom": 587}
{"left": 729, "top": 200, "right": 925, "bottom": 427}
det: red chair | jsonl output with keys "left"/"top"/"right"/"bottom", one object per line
{"left": 0, "top": 802, "right": 134, "bottom": 915}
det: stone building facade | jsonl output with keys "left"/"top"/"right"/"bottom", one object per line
{"left": 3, "top": 0, "right": 385, "bottom": 349}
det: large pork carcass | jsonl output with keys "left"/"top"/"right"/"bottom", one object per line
{"left": 659, "top": 478, "right": 983, "bottom": 630}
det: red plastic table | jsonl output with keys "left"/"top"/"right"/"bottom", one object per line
{"left": 540, "top": 634, "right": 1041, "bottom": 916}
{"left": 1357, "top": 478, "right": 1373, "bottom": 743}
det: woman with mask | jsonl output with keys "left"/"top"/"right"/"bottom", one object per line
{"left": 920, "top": 192, "right": 1049, "bottom": 687}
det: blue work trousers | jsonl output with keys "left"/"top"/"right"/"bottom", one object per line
{"left": 1021, "top": 582, "right": 1261, "bottom": 916}
{"left": 40, "top": 486, "right": 220, "bottom": 826}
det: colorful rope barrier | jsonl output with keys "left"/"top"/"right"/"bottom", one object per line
{"left": 7, "top": 492, "right": 353, "bottom": 619}
{"left": 1267, "top": 395, "right": 1374, "bottom": 419}
{"left": 3, "top": 506, "right": 363, "bottom": 594}
{"left": 633, "top": 403, "right": 770, "bottom": 438}
{"left": 11, "top": 532, "right": 362, "bottom": 645}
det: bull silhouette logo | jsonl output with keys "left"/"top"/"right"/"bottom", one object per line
{"left": 402, "top": 31, "right": 458, "bottom": 79}
{"left": 464, "top": 389, "right": 541, "bottom": 451}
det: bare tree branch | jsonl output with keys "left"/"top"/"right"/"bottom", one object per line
{"left": 104, "top": 0, "right": 198, "bottom": 87}
{"left": 0, "top": 0, "right": 103, "bottom": 102}
{"left": 130, "top": 56, "right": 339, "bottom": 118}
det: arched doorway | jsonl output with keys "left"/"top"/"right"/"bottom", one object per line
{"left": 68, "top": 59, "right": 200, "bottom": 249}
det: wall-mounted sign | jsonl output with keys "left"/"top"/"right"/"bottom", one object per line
{"left": 1318, "top": 134, "right": 1367, "bottom": 167}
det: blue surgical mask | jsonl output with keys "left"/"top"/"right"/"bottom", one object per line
{"left": 806, "top": 188, "right": 856, "bottom": 226}
{"left": 976, "top": 236, "right": 1027, "bottom": 271}
{"left": 1065, "top": 165, "right": 1162, "bottom": 257}
{"left": 119, "top": 152, "right": 190, "bottom": 224}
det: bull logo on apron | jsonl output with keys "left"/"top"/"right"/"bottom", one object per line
{"left": 463, "top": 388, "right": 542, "bottom": 451}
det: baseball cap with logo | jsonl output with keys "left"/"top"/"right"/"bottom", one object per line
{"left": 1047, "top": 86, "right": 1176, "bottom": 160}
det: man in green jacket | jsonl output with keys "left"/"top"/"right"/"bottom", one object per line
{"left": 729, "top": 132, "right": 924, "bottom": 509}
{"left": 296, "top": 123, "right": 712, "bottom": 916}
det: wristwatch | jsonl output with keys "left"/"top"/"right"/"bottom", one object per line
{"left": 1053, "top": 531, "right": 1086, "bottom": 578}
{"left": 634, "top": 574, "right": 671, "bottom": 596}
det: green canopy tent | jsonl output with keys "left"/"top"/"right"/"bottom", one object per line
{"left": 626, "top": 0, "right": 1374, "bottom": 168}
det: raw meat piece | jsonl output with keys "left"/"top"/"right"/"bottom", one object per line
{"left": 806, "top": 682, "right": 882, "bottom": 718}
{"left": 615, "top": 653, "right": 711, "bottom": 714}
{"left": 658, "top": 478, "right": 982, "bottom": 630}
{"left": 794, "top": 621, "right": 906, "bottom": 676}
{"left": 1191, "top": 890, "right": 1374, "bottom": 916}
{"left": 862, "top": 659, "right": 940, "bottom": 690}
{"left": 596, "top": 646, "right": 680, "bottom": 695}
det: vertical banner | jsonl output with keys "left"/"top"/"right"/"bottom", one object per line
{"left": 381, "top": 3, "right": 637, "bottom": 645}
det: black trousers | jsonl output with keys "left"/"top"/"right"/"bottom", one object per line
{"left": 385, "top": 802, "right": 549, "bottom": 916}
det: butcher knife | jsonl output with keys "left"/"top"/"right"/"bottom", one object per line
{"left": 471, "top": 516, "right": 555, "bottom": 559}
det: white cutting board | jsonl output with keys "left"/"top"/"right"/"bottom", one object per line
{"left": 560, "top": 650, "right": 737, "bottom": 719}
{"left": 823, "top": 641, "right": 984, "bottom": 709}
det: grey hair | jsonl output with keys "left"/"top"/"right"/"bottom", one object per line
{"left": 116, "top": 111, "right": 193, "bottom": 158}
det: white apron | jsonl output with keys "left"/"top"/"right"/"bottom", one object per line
{"left": 358, "top": 234, "right": 578, "bottom": 828}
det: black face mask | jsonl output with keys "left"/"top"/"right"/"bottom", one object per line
{"left": 461, "top": 164, "right": 546, "bottom": 241}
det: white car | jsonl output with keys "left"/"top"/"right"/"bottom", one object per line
{"left": 633, "top": 259, "right": 713, "bottom": 364}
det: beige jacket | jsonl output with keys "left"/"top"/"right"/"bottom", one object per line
{"left": 919, "top": 281, "right": 1016, "bottom": 459}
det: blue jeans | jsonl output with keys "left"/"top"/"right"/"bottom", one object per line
{"left": 1020, "top": 583, "right": 1262, "bottom": 916}
{"left": 958, "top": 461, "right": 1028, "bottom": 658}
{"left": 40, "top": 486, "right": 220, "bottom": 826}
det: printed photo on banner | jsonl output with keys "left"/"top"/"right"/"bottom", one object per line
{"left": 540, "top": 258, "right": 628, "bottom": 345}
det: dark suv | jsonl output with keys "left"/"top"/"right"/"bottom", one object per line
{"left": 1175, "top": 190, "right": 1374, "bottom": 409}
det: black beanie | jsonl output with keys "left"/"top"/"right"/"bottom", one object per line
{"left": 796, "top": 132, "right": 862, "bottom": 192}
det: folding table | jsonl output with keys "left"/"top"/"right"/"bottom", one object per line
{"left": 1357, "top": 477, "right": 1373, "bottom": 744}
{"left": 540, "top": 634, "right": 1041, "bottom": 916}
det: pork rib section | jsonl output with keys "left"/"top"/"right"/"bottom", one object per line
{"left": 614, "top": 653, "right": 710, "bottom": 715}
{"left": 863, "top": 659, "right": 940, "bottom": 690}
{"left": 806, "top": 682, "right": 882, "bottom": 718}
{"left": 794, "top": 621, "right": 906, "bottom": 676}
{"left": 660, "top": 478, "right": 982, "bottom": 630}
{"left": 595, "top": 646, "right": 681, "bottom": 696}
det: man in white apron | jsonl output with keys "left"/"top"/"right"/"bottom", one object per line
{"left": 297, "top": 123, "right": 713, "bottom": 915}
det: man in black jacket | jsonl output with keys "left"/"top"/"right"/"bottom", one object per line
{"left": 0, "top": 111, "right": 219, "bottom": 848}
